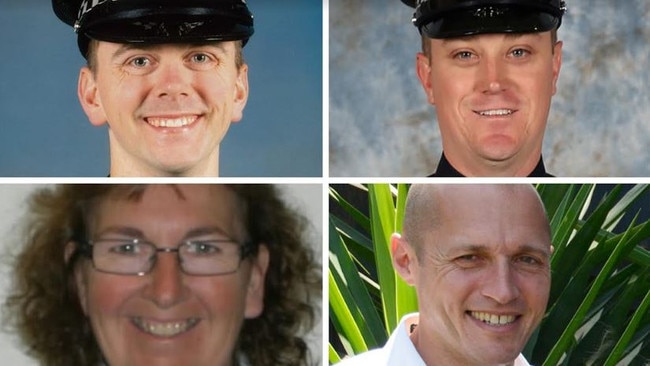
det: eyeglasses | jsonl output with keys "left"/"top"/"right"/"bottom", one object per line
{"left": 76, "top": 238, "right": 255, "bottom": 276}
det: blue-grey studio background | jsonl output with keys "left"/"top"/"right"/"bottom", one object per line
{"left": 330, "top": 0, "right": 650, "bottom": 177}
{"left": 0, "top": 0, "right": 322, "bottom": 177}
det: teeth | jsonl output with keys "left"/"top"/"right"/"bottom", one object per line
{"left": 132, "top": 318, "right": 199, "bottom": 337}
{"left": 146, "top": 116, "right": 197, "bottom": 127}
{"left": 470, "top": 311, "right": 516, "bottom": 326}
{"left": 478, "top": 109, "right": 513, "bottom": 116}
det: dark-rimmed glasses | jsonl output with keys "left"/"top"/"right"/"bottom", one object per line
{"left": 75, "top": 238, "right": 255, "bottom": 276}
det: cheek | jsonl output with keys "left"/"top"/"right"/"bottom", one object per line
{"left": 520, "top": 273, "right": 550, "bottom": 312}
{"left": 97, "top": 73, "right": 148, "bottom": 117}
{"left": 193, "top": 277, "right": 250, "bottom": 315}
{"left": 198, "top": 73, "right": 235, "bottom": 105}
{"left": 420, "top": 267, "right": 471, "bottom": 311}
{"left": 84, "top": 275, "right": 142, "bottom": 316}
{"left": 519, "top": 64, "right": 555, "bottom": 106}
{"left": 430, "top": 66, "right": 472, "bottom": 104}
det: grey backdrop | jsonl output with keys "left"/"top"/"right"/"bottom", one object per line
{"left": 0, "top": 184, "right": 323, "bottom": 365}
{"left": 0, "top": 1, "right": 322, "bottom": 177}
{"left": 330, "top": 0, "right": 650, "bottom": 177}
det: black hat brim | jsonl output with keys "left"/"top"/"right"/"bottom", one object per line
{"left": 418, "top": 5, "right": 561, "bottom": 38}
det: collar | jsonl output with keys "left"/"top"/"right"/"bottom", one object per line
{"left": 384, "top": 313, "right": 532, "bottom": 366}
{"left": 429, "top": 153, "right": 554, "bottom": 177}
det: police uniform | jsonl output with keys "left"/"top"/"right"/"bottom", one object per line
{"left": 401, "top": 0, "right": 566, "bottom": 177}
{"left": 429, "top": 153, "right": 554, "bottom": 177}
{"left": 52, "top": 0, "right": 254, "bottom": 58}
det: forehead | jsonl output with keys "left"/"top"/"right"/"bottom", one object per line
{"left": 424, "top": 186, "right": 550, "bottom": 252}
{"left": 91, "top": 185, "right": 246, "bottom": 237}
{"left": 433, "top": 31, "right": 548, "bottom": 48}
{"left": 94, "top": 40, "right": 235, "bottom": 58}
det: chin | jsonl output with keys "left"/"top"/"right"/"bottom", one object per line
{"left": 471, "top": 348, "right": 521, "bottom": 366}
{"left": 476, "top": 141, "right": 522, "bottom": 162}
{"left": 151, "top": 158, "right": 200, "bottom": 176}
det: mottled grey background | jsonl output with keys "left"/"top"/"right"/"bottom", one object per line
{"left": 330, "top": 0, "right": 650, "bottom": 177}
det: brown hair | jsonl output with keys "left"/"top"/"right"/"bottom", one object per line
{"left": 3, "top": 185, "right": 321, "bottom": 366}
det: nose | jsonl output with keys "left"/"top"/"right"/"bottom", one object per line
{"left": 481, "top": 260, "right": 520, "bottom": 304}
{"left": 477, "top": 56, "right": 508, "bottom": 94}
{"left": 154, "top": 61, "right": 191, "bottom": 100}
{"left": 143, "top": 251, "right": 188, "bottom": 308}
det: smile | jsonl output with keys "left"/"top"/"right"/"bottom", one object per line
{"left": 475, "top": 109, "right": 515, "bottom": 116}
{"left": 468, "top": 311, "right": 518, "bottom": 326}
{"left": 131, "top": 317, "right": 200, "bottom": 337}
{"left": 145, "top": 115, "right": 199, "bottom": 128}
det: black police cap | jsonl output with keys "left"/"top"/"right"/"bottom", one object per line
{"left": 401, "top": 0, "right": 566, "bottom": 39}
{"left": 52, "top": 0, "right": 254, "bottom": 58}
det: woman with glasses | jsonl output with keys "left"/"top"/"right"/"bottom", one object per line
{"left": 3, "top": 184, "right": 320, "bottom": 366}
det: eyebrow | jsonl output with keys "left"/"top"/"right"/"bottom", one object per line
{"left": 111, "top": 42, "right": 229, "bottom": 61}
{"left": 94, "top": 226, "right": 145, "bottom": 239}
{"left": 183, "top": 226, "right": 238, "bottom": 241}
{"left": 94, "top": 225, "right": 237, "bottom": 242}
{"left": 449, "top": 244, "right": 550, "bottom": 259}
{"left": 442, "top": 32, "right": 542, "bottom": 45}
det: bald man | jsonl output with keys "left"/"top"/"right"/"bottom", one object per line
{"left": 336, "top": 184, "right": 552, "bottom": 366}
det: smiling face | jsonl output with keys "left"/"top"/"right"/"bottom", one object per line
{"left": 393, "top": 185, "right": 551, "bottom": 366}
{"left": 72, "top": 185, "right": 268, "bottom": 366}
{"left": 416, "top": 32, "right": 562, "bottom": 176}
{"left": 78, "top": 41, "right": 249, "bottom": 177}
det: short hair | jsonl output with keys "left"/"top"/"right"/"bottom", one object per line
{"left": 2, "top": 185, "right": 320, "bottom": 366}
{"left": 86, "top": 39, "right": 245, "bottom": 73}
{"left": 421, "top": 28, "right": 559, "bottom": 58}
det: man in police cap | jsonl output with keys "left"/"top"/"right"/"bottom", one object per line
{"left": 403, "top": 0, "right": 566, "bottom": 177}
{"left": 52, "top": 0, "right": 253, "bottom": 176}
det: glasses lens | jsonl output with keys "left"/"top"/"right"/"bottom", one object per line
{"left": 93, "top": 239, "right": 154, "bottom": 274}
{"left": 179, "top": 240, "right": 242, "bottom": 275}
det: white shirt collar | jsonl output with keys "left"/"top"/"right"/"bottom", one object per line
{"left": 384, "top": 313, "right": 532, "bottom": 366}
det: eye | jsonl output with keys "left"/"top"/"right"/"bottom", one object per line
{"left": 509, "top": 48, "right": 530, "bottom": 58}
{"left": 516, "top": 255, "right": 540, "bottom": 265}
{"left": 191, "top": 53, "right": 210, "bottom": 63}
{"left": 186, "top": 241, "right": 224, "bottom": 255}
{"left": 455, "top": 254, "right": 483, "bottom": 268}
{"left": 129, "top": 56, "right": 151, "bottom": 68}
{"left": 453, "top": 51, "right": 476, "bottom": 60}
{"left": 458, "top": 254, "right": 478, "bottom": 261}
{"left": 108, "top": 242, "right": 142, "bottom": 255}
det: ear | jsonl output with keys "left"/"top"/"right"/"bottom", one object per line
{"left": 230, "top": 64, "right": 249, "bottom": 123}
{"left": 244, "top": 243, "right": 270, "bottom": 318}
{"left": 416, "top": 52, "right": 436, "bottom": 105}
{"left": 391, "top": 233, "right": 418, "bottom": 286}
{"left": 64, "top": 241, "right": 89, "bottom": 314}
{"left": 78, "top": 67, "right": 108, "bottom": 127}
{"left": 550, "top": 41, "right": 563, "bottom": 96}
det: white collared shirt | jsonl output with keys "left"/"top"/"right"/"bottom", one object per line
{"left": 335, "top": 313, "right": 531, "bottom": 366}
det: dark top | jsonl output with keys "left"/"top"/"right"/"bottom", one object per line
{"left": 428, "top": 153, "right": 554, "bottom": 177}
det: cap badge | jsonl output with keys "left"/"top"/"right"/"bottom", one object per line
{"left": 472, "top": 6, "right": 508, "bottom": 18}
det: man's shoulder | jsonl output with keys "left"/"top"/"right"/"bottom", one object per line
{"left": 334, "top": 348, "right": 386, "bottom": 366}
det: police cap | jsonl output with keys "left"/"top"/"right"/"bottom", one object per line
{"left": 52, "top": 0, "right": 254, "bottom": 58}
{"left": 401, "top": 0, "right": 566, "bottom": 39}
